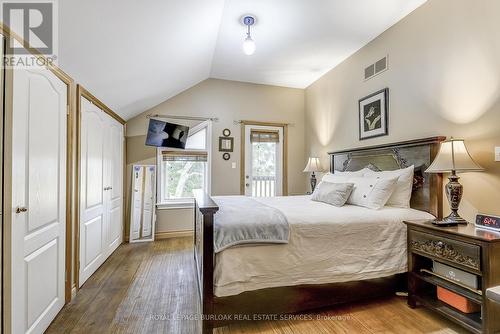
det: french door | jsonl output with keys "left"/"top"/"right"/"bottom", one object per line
{"left": 243, "top": 125, "right": 284, "bottom": 197}
{"left": 79, "top": 97, "right": 123, "bottom": 287}
{"left": 11, "top": 66, "right": 68, "bottom": 333}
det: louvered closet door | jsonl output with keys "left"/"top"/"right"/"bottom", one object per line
{"left": 103, "top": 114, "right": 123, "bottom": 255}
{"left": 11, "top": 67, "right": 67, "bottom": 334}
{"left": 79, "top": 98, "right": 106, "bottom": 287}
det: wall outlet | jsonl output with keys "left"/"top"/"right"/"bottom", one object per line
{"left": 231, "top": 162, "right": 237, "bottom": 169}
{"left": 495, "top": 147, "right": 500, "bottom": 162}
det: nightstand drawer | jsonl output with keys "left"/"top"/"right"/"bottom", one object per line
{"left": 409, "top": 230, "right": 481, "bottom": 271}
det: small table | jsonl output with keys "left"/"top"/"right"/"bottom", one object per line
{"left": 404, "top": 220, "right": 500, "bottom": 334}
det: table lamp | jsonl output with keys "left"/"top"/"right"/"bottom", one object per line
{"left": 303, "top": 157, "right": 323, "bottom": 192}
{"left": 425, "top": 138, "right": 484, "bottom": 226}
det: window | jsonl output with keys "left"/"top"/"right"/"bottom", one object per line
{"left": 157, "top": 121, "right": 211, "bottom": 208}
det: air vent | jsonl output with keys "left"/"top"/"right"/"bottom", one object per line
{"left": 364, "top": 65, "right": 375, "bottom": 80}
{"left": 364, "top": 56, "right": 388, "bottom": 80}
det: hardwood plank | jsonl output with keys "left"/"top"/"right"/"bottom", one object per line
{"left": 47, "top": 243, "right": 138, "bottom": 333}
{"left": 47, "top": 237, "right": 470, "bottom": 334}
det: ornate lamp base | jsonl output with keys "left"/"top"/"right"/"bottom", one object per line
{"left": 432, "top": 213, "right": 468, "bottom": 227}
{"left": 310, "top": 172, "right": 317, "bottom": 193}
{"left": 432, "top": 171, "right": 469, "bottom": 227}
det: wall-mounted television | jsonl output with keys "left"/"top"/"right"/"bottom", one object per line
{"left": 145, "top": 119, "right": 189, "bottom": 149}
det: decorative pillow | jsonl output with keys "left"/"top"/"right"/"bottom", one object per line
{"left": 364, "top": 165, "right": 414, "bottom": 208}
{"left": 346, "top": 176, "right": 399, "bottom": 210}
{"left": 311, "top": 182, "right": 354, "bottom": 207}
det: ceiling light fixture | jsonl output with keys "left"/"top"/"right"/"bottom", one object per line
{"left": 241, "top": 15, "right": 256, "bottom": 56}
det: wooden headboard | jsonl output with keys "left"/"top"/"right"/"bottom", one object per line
{"left": 328, "top": 137, "right": 445, "bottom": 218}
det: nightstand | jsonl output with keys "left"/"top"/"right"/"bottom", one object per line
{"left": 404, "top": 220, "right": 500, "bottom": 334}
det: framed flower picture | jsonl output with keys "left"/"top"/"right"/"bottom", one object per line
{"left": 358, "top": 88, "right": 389, "bottom": 140}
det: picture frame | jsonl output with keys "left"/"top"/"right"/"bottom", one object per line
{"left": 219, "top": 137, "right": 234, "bottom": 152}
{"left": 358, "top": 88, "right": 389, "bottom": 140}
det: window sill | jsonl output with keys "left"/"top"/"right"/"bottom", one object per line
{"left": 156, "top": 200, "right": 194, "bottom": 210}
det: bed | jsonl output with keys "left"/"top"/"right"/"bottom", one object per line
{"left": 194, "top": 137, "right": 445, "bottom": 333}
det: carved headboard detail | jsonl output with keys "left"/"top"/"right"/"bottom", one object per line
{"left": 328, "top": 137, "right": 446, "bottom": 218}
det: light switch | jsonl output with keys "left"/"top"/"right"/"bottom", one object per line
{"left": 495, "top": 147, "right": 500, "bottom": 162}
{"left": 231, "top": 162, "right": 237, "bottom": 169}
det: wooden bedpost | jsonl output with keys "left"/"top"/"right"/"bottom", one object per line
{"left": 194, "top": 191, "right": 219, "bottom": 334}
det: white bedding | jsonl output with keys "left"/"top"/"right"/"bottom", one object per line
{"left": 214, "top": 195, "right": 435, "bottom": 297}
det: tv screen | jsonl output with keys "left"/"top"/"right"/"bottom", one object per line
{"left": 145, "top": 119, "right": 189, "bottom": 149}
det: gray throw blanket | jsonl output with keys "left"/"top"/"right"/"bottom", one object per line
{"left": 212, "top": 196, "right": 289, "bottom": 253}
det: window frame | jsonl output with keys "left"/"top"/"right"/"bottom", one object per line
{"left": 156, "top": 120, "right": 212, "bottom": 209}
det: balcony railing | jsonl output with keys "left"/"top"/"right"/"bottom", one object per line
{"left": 252, "top": 176, "right": 276, "bottom": 197}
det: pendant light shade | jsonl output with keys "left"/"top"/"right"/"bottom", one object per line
{"left": 242, "top": 36, "right": 256, "bottom": 55}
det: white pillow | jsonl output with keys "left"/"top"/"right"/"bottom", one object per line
{"left": 321, "top": 173, "right": 350, "bottom": 183}
{"left": 335, "top": 167, "right": 371, "bottom": 176}
{"left": 364, "top": 165, "right": 414, "bottom": 208}
{"left": 346, "top": 176, "right": 399, "bottom": 210}
{"left": 311, "top": 182, "right": 354, "bottom": 207}
{"left": 322, "top": 168, "right": 368, "bottom": 183}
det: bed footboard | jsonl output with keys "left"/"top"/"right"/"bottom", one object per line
{"left": 194, "top": 191, "right": 219, "bottom": 334}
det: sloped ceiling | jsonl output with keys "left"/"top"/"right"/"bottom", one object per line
{"left": 58, "top": 0, "right": 426, "bottom": 120}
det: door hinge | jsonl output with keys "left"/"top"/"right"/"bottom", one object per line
{"left": 66, "top": 105, "right": 70, "bottom": 116}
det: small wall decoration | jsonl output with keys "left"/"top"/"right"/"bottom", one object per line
{"left": 359, "top": 88, "right": 389, "bottom": 140}
{"left": 223, "top": 153, "right": 230, "bottom": 160}
{"left": 219, "top": 137, "right": 234, "bottom": 152}
{"left": 222, "top": 128, "right": 231, "bottom": 137}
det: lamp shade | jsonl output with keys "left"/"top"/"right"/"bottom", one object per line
{"left": 426, "top": 138, "right": 483, "bottom": 173}
{"left": 303, "top": 157, "right": 323, "bottom": 173}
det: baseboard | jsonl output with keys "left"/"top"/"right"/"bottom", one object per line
{"left": 155, "top": 230, "right": 193, "bottom": 239}
{"left": 123, "top": 230, "right": 193, "bottom": 242}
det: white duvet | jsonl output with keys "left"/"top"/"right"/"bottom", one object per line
{"left": 214, "top": 195, "right": 435, "bottom": 297}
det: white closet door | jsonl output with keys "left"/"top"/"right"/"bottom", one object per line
{"left": 11, "top": 67, "right": 67, "bottom": 333}
{"left": 104, "top": 114, "right": 123, "bottom": 255}
{"left": 131, "top": 166, "right": 144, "bottom": 240}
{"left": 79, "top": 99, "right": 106, "bottom": 287}
{"left": 141, "top": 166, "right": 155, "bottom": 237}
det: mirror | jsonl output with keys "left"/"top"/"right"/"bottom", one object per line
{"left": 129, "top": 165, "right": 156, "bottom": 243}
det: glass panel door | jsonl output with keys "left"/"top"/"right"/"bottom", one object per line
{"left": 244, "top": 125, "right": 283, "bottom": 197}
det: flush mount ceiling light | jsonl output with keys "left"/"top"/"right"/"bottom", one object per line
{"left": 241, "top": 15, "right": 256, "bottom": 55}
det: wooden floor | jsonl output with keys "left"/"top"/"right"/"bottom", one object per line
{"left": 47, "top": 238, "right": 468, "bottom": 334}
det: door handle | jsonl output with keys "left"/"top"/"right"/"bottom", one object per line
{"left": 16, "top": 207, "right": 28, "bottom": 214}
